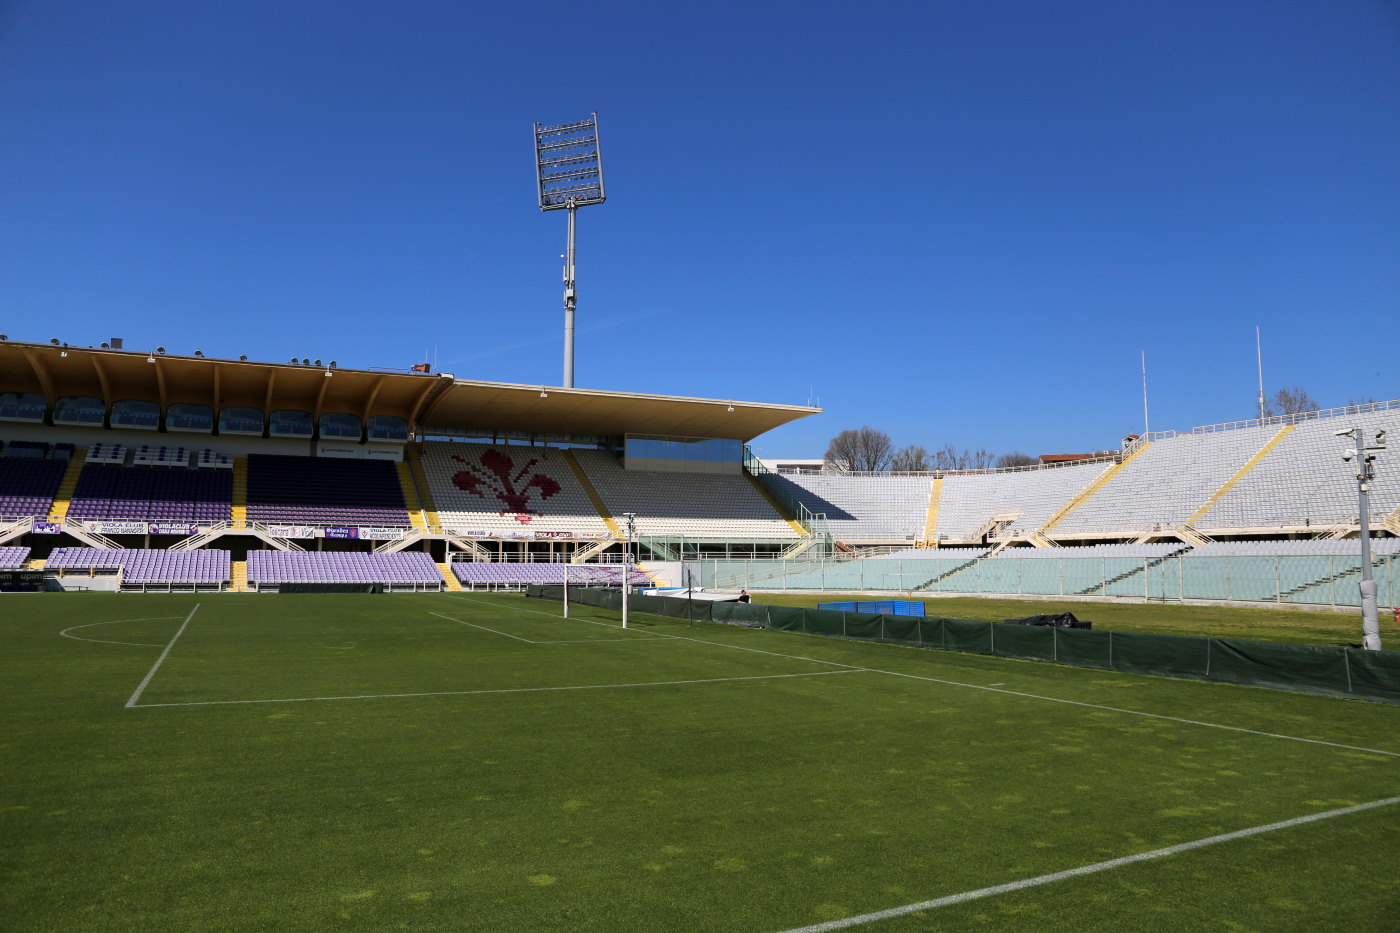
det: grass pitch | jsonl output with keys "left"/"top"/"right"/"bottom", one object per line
{"left": 3, "top": 592, "right": 1398, "bottom": 932}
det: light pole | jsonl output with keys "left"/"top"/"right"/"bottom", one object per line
{"left": 1337, "top": 426, "right": 1387, "bottom": 650}
{"left": 621, "top": 512, "right": 636, "bottom": 630}
{"left": 533, "top": 114, "right": 606, "bottom": 389}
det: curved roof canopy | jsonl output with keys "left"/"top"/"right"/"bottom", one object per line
{"left": 0, "top": 342, "right": 819, "bottom": 442}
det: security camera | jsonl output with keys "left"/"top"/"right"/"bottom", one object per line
{"left": 1334, "top": 429, "right": 1353, "bottom": 438}
{"left": 1342, "top": 449, "right": 1356, "bottom": 462}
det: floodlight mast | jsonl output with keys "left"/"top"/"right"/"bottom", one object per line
{"left": 1338, "top": 426, "right": 1387, "bottom": 650}
{"left": 533, "top": 113, "right": 606, "bottom": 389}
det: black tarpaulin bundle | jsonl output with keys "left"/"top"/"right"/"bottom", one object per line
{"left": 1003, "top": 612, "right": 1092, "bottom": 629}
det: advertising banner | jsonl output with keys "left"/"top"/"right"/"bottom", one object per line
{"left": 148, "top": 522, "right": 197, "bottom": 536}
{"left": 322, "top": 526, "right": 360, "bottom": 539}
{"left": 266, "top": 525, "right": 317, "bottom": 539}
{"left": 358, "top": 527, "right": 406, "bottom": 541}
{"left": 580, "top": 532, "right": 610, "bottom": 540}
{"left": 30, "top": 521, "right": 62, "bottom": 535}
{"left": 85, "top": 521, "right": 147, "bottom": 536}
{"left": 535, "top": 531, "right": 574, "bottom": 539}
{"left": 500, "top": 531, "right": 534, "bottom": 540}
{"left": 446, "top": 529, "right": 491, "bottom": 538}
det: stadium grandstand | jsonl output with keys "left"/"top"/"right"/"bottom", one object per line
{"left": 1, "top": 338, "right": 1396, "bottom": 607}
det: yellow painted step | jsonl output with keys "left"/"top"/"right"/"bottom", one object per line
{"left": 922, "top": 477, "right": 944, "bottom": 545}
{"left": 48, "top": 449, "right": 87, "bottom": 522}
{"left": 229, "top": 560, "right": 248, "bottom": 592}
{"left": 741, "top": 471, "right": 807, "bottom": 536}
{"left": 397, "top": 462, "right": 430, "bottom": 532}
{"left": 1038, "top": 442, "right": 1154, "bottom": 536}
{"left": 407, "top": 446, "right": 441, "bottom": 529}
{"left": 26, "top": 557, "right": 46, "bottom": 570}
{"left": 562, "top": 450, "right": 620, "bottom": 537}
{"left": 1186, "top": 425, "right": 1295, "bottom": 525}
{"left": 437, "top": 562, "right": 464, "bottom": 591}
{"left": 231, "top": 457, "right": 248, "bottom": 525}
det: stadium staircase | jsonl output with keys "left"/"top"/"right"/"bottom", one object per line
{"left": 1037, "top": 442, "right": 1153, "bottom": 537}
{"left": 231, "top": 456, "right": 248, "bottom": 525}
{"left": 396, "top": 463, "right": 430, "bottom": 533}
{"left": 0, "top": 518, "right": 32, "bottom": 544}
{"left": 25, "top": 557, "right": 45, "bottom": 570}
{"left": 1076, "top": 547, "right": 1190, "bottom": 596}
{"left": 1278, "top": 551, "right": 1400, "bottom": 601}
{"left": 562, "top": 451, "right": 621, "bottom": 538}
{"left": 436, "top": 562, "right": 464, "bottom": 591}
{"left": 46, "top": 448, "right": 87, "bottom": 523}
{"left": 741, "top": 471, "right": 809, "bottom": 538}
{"left": 1183, "top": 426, "right": 1295, "bottom": 528}
{"left": 1172, "top": 523, "right": 1214, "bottom": 546}
{"left": 914, "top": 553, "right": 986, "bottom": 590}
{"left": 404, "top": 446, "right": 441, "bottom": 531}
{"left": 920, "top": 477, "right": 944, "bottom": 546}
{"left": 228, "top": 561, "right": 248, "bottom": 592}
{"left": 1383, "top": 507, "right": 1400, "bottom": 538}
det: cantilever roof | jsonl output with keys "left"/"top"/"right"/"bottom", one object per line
{"left": 0, "top": 342, "right": 819, "bottom": 442}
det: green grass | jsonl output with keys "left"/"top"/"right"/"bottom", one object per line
{"left": 3, "top": 592, "right": 1398, "bottom": 931}
{"left": 752, "top": 592, "right": 1387, "bottom": 648}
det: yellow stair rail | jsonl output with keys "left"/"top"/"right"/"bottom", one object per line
{"left": 1185, "top": 425, "right": 1295, "bottom": 526}
{"left": 231, "top": 456, "right": 249, "bottom": 525}
{"left": 741, "top": 471, "right": 807, "bottom": 536}
{"left": 1038, "top": 442, "right": 1153, "bottom": 536}
{"left": 436, "top": 562, "right": 464, "bottom": 591}
{"left": 562, "top": 450, "right": 621, "bottom": 537}
{"left": 921, "top": 477, "right": 944, "bottom": 546}
{"left": 228, "top": 560, "right": 248, "bottom": 592}
{"left": 47, "top": 449, "right": 87, "bottom": 522}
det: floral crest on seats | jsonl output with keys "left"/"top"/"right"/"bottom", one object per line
{"left": 451, "top": 450, "right": 561, "bottom": 524}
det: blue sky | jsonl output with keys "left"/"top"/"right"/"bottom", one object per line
{"left": 2, "top": 0, "right": 1396, "bottom": 459}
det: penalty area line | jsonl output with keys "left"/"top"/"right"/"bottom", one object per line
{"left": 127, "top": 668, "right": 862, "bottom": 709}
{"left": 124, "top": 604, "right": 200, "bottom": 708}
{"left": 774, "top": 793, "right": 1400, "bottom": 933}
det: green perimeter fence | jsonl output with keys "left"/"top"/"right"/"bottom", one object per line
{"left": 699, "top": 554, "right": 1400, "bottom": 609}
{"left": 526, "top": 585, "right": 1400, "bottom": 706}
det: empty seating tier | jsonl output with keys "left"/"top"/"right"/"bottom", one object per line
{"left": 67, "top": 463, "right": 232, "bottom": 523}
{"left": 0, "top": 545, "right": 31, "bottom": 569}
{"left": 245, "top": 455, "right": 409, "bottom": 526}
{"left": 45, "top": 547, "right": 230, "bottom": 583}
{"left": 768, "top": 475, "right": 931, "bottom": 541}
{"left": 422, "top": 442, "right": 611, "bottom": 535}
{"left": 0, "top": 457, "right": 68, "bottom": 520}
{"left": 451, "top": 562, "right": 650, "bottom": 588}
{"left": 569, "top": 448, "right": 797, "bottom": 539}
{"left": 246, "top": 551, "right": 440, "bottom": 584}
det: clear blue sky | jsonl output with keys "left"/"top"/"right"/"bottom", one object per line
{"left": 2, "top": 1, "right": 1396, "bottom": 459}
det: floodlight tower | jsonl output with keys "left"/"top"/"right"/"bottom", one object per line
{"left": 533, "top": 113, "right": 606, "bottom": 388}
{"left": 1337, "top": 426, "right": 1388, "bottom": 650}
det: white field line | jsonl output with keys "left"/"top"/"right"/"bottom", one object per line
{"left": 775, "top": 793, "right": 1400, "bottom": 933}
{"left": 126, "top": 669, "right": 860, "bottom": 709}
{"left": 124, "top": 604, "right": 200, "bottom": 708}
{"left": 429, "top": 609, "right": 670, "bottom": 645}
{"left": 428, "top": 611, "right": 535, "bottom": 642}
{"left": 60, "top": 617, "right": 181, "bottom": 649}
{"left": 526, "top": 601, "right": 1400, "bottom": 759}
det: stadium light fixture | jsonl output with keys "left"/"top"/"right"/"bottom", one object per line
{"left": 1338, "top": 426, "right": 1388, "bottom": 650}
{"left": 620, "top": 511, "right": 636, "bottom": 629}
{"left": 534, "top": 112, "right": 606, "bottom": 389}
{"left": 539, "top": 387, "right": 549, "bottom": 398}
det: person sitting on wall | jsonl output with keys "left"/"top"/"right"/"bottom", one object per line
{"left": 737, "top": 589, "right": 751, "bottom": 603}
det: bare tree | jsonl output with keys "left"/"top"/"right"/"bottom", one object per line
{"left": 824, "top": 426, "right": 894, "bottom": 473}
{"left": 890, "top": 444, "right": 929, "bottom": 472}
{"left": 967, "top": 448, "right": 995, "bottom": 470}
{"left": 932, "top": 444, "right": 965, "bottom": 471}
{"left": 1263, "top": 386, "right": 1319, "bottom": 417}
{"left": 995, "top": 451, "right": 1036, "bottom": 468}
